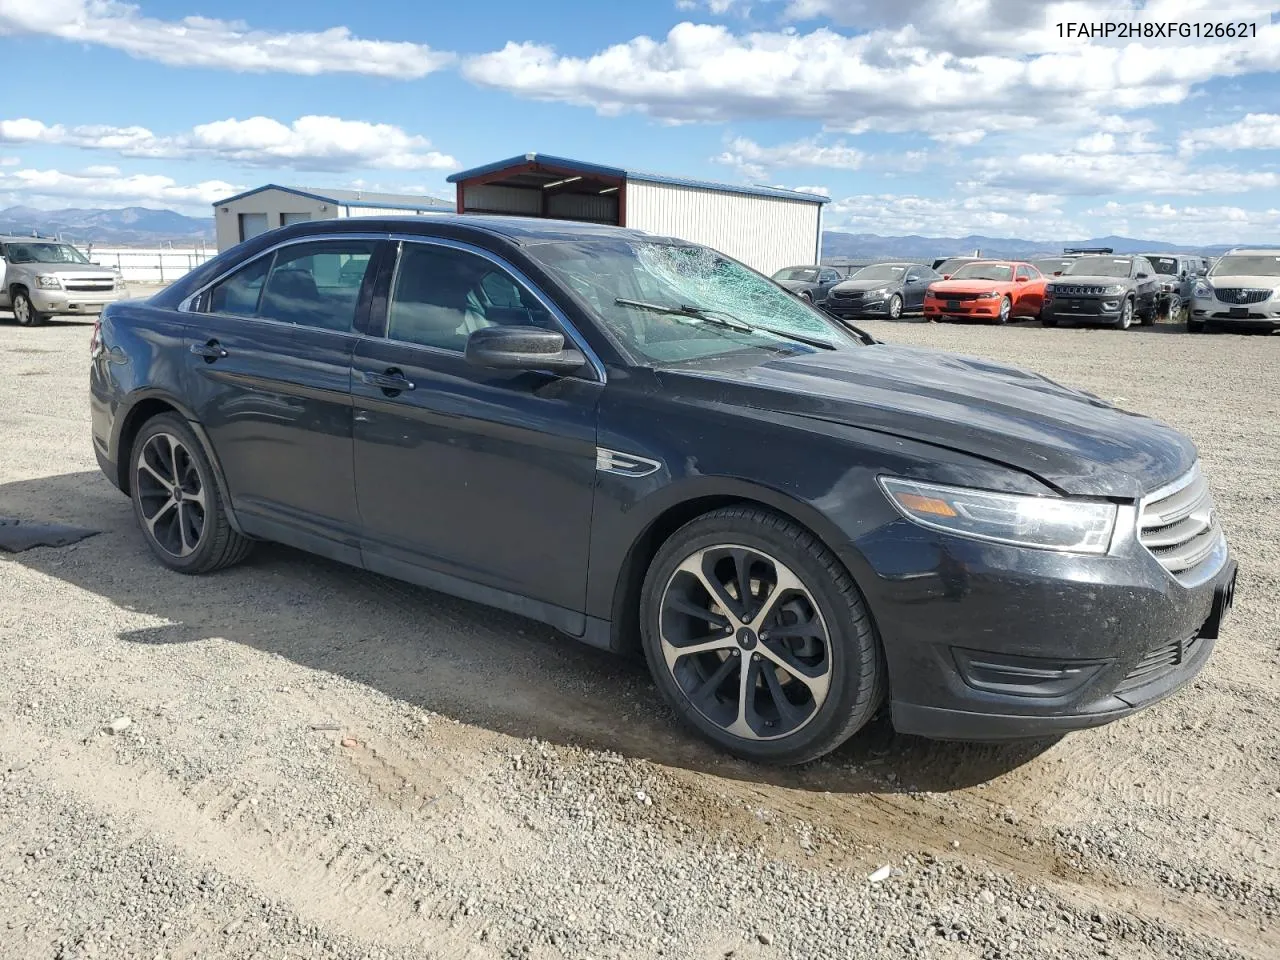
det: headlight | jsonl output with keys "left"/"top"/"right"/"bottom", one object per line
{"left": 1194, "top": 281, "right": 1213, "bottom": 298}
{"left": 1102, "top": 285, "right": 1126, "bottom": 296}
{"left": 979, "top": 290, "right": 1002, "bottom": 299}
{"left": 35, "top": 275, "right": 62, "bottom": 289}
{"left": 869, "top": 287, "right": 890, "bottom": 298}
{"left": 879, "top": 477, "right": 1118, "bottom": 554}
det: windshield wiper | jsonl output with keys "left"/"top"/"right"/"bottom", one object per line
{"left": 614, "top": 297, "right": 836, "bottom": 350}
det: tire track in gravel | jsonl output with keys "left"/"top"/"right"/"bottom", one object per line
{"left": 0, "top": 718, "right": 497, "bottom": 956}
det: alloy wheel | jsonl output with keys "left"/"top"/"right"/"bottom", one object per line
{"left": 134, "top": 432, "right": 207, "bottom": 558}
{"left": 998, "top": 297, "right": 1011, "bottom": 323}
{"left": 1118, "top": 300, "right": 1133, "bottom": 329}
{"left": 657, "top": 544, "right": 832, "bottom": 741}
{"left": 888, "top": 295, "right": 903, "bottom": 320}
{"left": 13, "top": 293, "right": 33, "bottom": 326}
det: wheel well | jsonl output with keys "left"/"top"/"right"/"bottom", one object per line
{"left": 9, "top": 283, "right": 27, "bottom": 298}
{"left": 115, "top": 398, "right": 180, "bottom": 493}
{"left": 608, "top": 495, "right": 841, "bottom": 656}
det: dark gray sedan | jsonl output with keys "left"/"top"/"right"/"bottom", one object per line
{"left": 824, "top": 261, "right": 938, "bottom": 321}
{"left": 771, "top": 265, "right": 844, "bottom": 305}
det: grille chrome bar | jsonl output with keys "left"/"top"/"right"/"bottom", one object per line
{"left": 1137, "top": 463, "right": 1226, "bottom": 586}
{"left": 1213, "top": 287, "right": 1271, "bottom": 305}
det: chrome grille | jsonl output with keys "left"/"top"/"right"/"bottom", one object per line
{"left": 1213, "top": 287, "right": 1271, "bottom": 305}
{"left": 1051, "top": 284, "right": 1109, "bottom": 296}
{"left": 63, "top": 279, "right": 115, "bottom": 292}
{"left": 1137, "top": 464, "right": 1225, "bottom": 585}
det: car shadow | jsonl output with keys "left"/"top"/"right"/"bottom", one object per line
{"left": 2, "top": 470, "right": 1057, "bottom": 795}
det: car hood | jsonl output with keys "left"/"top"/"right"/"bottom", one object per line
{"left": 832, "top": 278, "right": 902, "bottom": 293}
{"left": 676, "top": 344, "right": 1195, "bottom": 498}
{"left": 775, "top": 279, "right": 815, "bottom": 291}
{"left": 1203, "top": 274, "right": 1280, "bottom": 290}
{"left": 1050, "top": 274, "right": 1131, "bottom": 286}
{"left": 928, "top": 279, "right": 1015, "bottom": 294}
{"left": 23, "top": 262, "right": 117, "bottom": 277}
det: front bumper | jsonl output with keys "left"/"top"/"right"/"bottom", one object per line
{"left": 1042, "top": 297, "right": 1123, "bottom": 321}
{"left": 826, "top": 298, "right": 891, "bottom": 318}
{"left": 1192, "top": 297, "right": 1280, "bottom": 326}
{"left": 924, "top": 297, "right": 1002, "bottom": 320}
{"left": 849, "top": 516, "right": 1236, "bottom": 741}
{"left": 30, "top": 287, "right": 125, "bottom": 315}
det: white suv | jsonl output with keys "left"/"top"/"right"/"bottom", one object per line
{"left": 1, "top": 236, "right": 126, "bottom": 326}
{"left": 1190, "top": 247, "right": 1280, "bottom": 333}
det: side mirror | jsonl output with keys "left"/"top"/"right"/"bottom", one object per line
{"left": 1053, "top": 270, "right": 1063, "bottom": 276}
{"left": 1137, "top": 272, "right": 1150, "bottom": 279}
{"left": 942, "top": 274, "right": 952, "bottom": 280}
{"left": 464, "top": 326, "right": 586, "bottom": 375}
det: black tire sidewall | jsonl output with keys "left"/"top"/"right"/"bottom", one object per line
{"left": 129, "top": 415, "right": 226, "bottom": 572}
{"left": 639, "top": 512, "right": 880, "bottom": 764}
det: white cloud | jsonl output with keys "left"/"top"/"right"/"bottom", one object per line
{"left": 824, "top": 191, "right": 1079, "bottom": 239}
{"left": 1179, "top": 113, "right": 1280, "bottom": 154}
{"left": 933, "top": 130, "right": 986, "bottom": 147}
{"left": 0, "top": 116, "right": 458, "bottom": 172}
{"left": 0, "top": 166, "right": 238, "bottom": 212}
{"left": 0, "top": 0, "right": 452, "bottom": 78}
{"left": 972, "top": 147, "right": 1280, "bottom": 195}
{"left": 0, "top": 156, "right": 19, "bottom": 167}
{"left": 677, "top": 0, "right": 747, "bottom": 11}
{"left": 461, "top": 13, "right": 1280, "bottom": 138}
{"left": 1083, "top": 200, "right": 1280, "bottom": 243}
{"left": 714, "top": 135, "right": 865, "bottom": 178}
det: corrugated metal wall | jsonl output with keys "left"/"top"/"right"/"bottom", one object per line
{"left": 625, "top": 181, "right": 821, "bottom": 276}
{"left": 463, "top": 184, "right": 540, "bottom": 215}
{"left": 546, "top": 192, "right": 618, "bottom": 222}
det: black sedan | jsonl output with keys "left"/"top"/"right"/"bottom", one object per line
{"left": 771, "top": 265, "right": 844, "bottom": 304}
{"left": 90, "top": 216, "right": 1236, "bottom": 764}
{"left": 824, "top": 261, "right": 938, "bottom": 321}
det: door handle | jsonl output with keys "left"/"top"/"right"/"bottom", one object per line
{"left": 362, "top": 369, "right": 416, "bottom": 394}
{"left": 190, "top": 340, "right": 228, "bottom": 362}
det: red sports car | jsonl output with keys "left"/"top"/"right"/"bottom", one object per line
{"left": 923, "top": 260, "right": 1047, "bottom": 324}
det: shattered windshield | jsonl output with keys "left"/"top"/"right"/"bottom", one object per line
{"left": 4, "top": 242, "right": 91, "bottom": 265}
{"left": 525, "top": 239, "right": 857, "bottom": 364}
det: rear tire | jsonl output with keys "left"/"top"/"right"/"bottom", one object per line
{"left": 639, "top": 506, "right": 885, "bottom": 765}
{"left": 129, "top": 413, "right": 253, "bottom": 574}
{"left": 11, "top": 289, "right": 44, "bottom": 327}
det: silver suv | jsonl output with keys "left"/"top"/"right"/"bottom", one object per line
{"left": 1, "top": 236, "right": 126, "bottom": 326}
{"left": 1190, "top": 247, "right": 1280, "bottom": 333}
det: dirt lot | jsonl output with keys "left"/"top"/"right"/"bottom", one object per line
{"left": 1, "top": 309, "right": 1277, "bottom": 960}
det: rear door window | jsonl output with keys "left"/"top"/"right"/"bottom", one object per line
{"left": 207, "top": 256, "right": 270, "bottom": 316}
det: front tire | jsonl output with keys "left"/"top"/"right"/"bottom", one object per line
{"left": 129, "top": 414, "right": 253, "bottom": 574}
{"left": 887, "top": 294, "right": 903, "bottom": 320}
{"left": 639, "top": 507, "right": 885, "bottom": 765}
{"left": 1116, "top": 298, "right": 1134, "bottom": 330}
{"left": 11, "top": 289, "right": 44, "bottom": 327}
{"left": 995, "top": 296, "right": 1011, "bottom": 324}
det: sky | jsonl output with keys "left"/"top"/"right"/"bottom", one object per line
{"left": 1, "top": 0, "right": 1280, "bottom": 243}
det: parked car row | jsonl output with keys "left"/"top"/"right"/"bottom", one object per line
{"left": 775, "top": 247, "right": 1279, "bottom": 333}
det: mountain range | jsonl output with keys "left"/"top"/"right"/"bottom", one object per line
{"left": 0, "top": 205, "right": 215, "bottom": 245}
{"left": 820, "top": 231, "right": 1242, "bottom": 260}
{"left": 0, "top": 204, "right": 1255, "bottom": 255}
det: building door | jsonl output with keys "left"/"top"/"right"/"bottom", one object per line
{"left": 238, "top": 213, "right": 269, "bottom": 242}
{"left": 281, "top": 212, "right": 311, "bottom": 227}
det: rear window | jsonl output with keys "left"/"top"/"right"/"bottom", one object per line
{"left": 1148, "top": 257, "right": 1179, "bottom": 275}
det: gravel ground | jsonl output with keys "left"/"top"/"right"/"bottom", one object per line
{"left": 0, "top": 306, "right": 1276, "bottom": 960}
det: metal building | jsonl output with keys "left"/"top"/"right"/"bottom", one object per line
{"left": 212, "top": 185, "right": 453, "bottom": 251}
{"left": 447, "top": 153, "right": 830, "bottom": 276}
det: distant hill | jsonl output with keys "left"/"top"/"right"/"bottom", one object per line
{"left": 821, "top": 231, "right": 1240, "bottom": 260}
{"left": 0, "top": 205, "right": 215, "bottom": 245}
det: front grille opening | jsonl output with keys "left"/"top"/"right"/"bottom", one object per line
{"left": 1116, "top": 635, "right": 1199, "bottom": 693}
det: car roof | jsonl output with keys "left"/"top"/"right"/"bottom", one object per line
{"left": 316, "top": 214, "right": 665, "bottom": 246}
{"left": 0, "top": 235, "right": 69, "bottom": 242}
{"left": 1224, "top": 247, "right": 1280, "bottom": 255}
